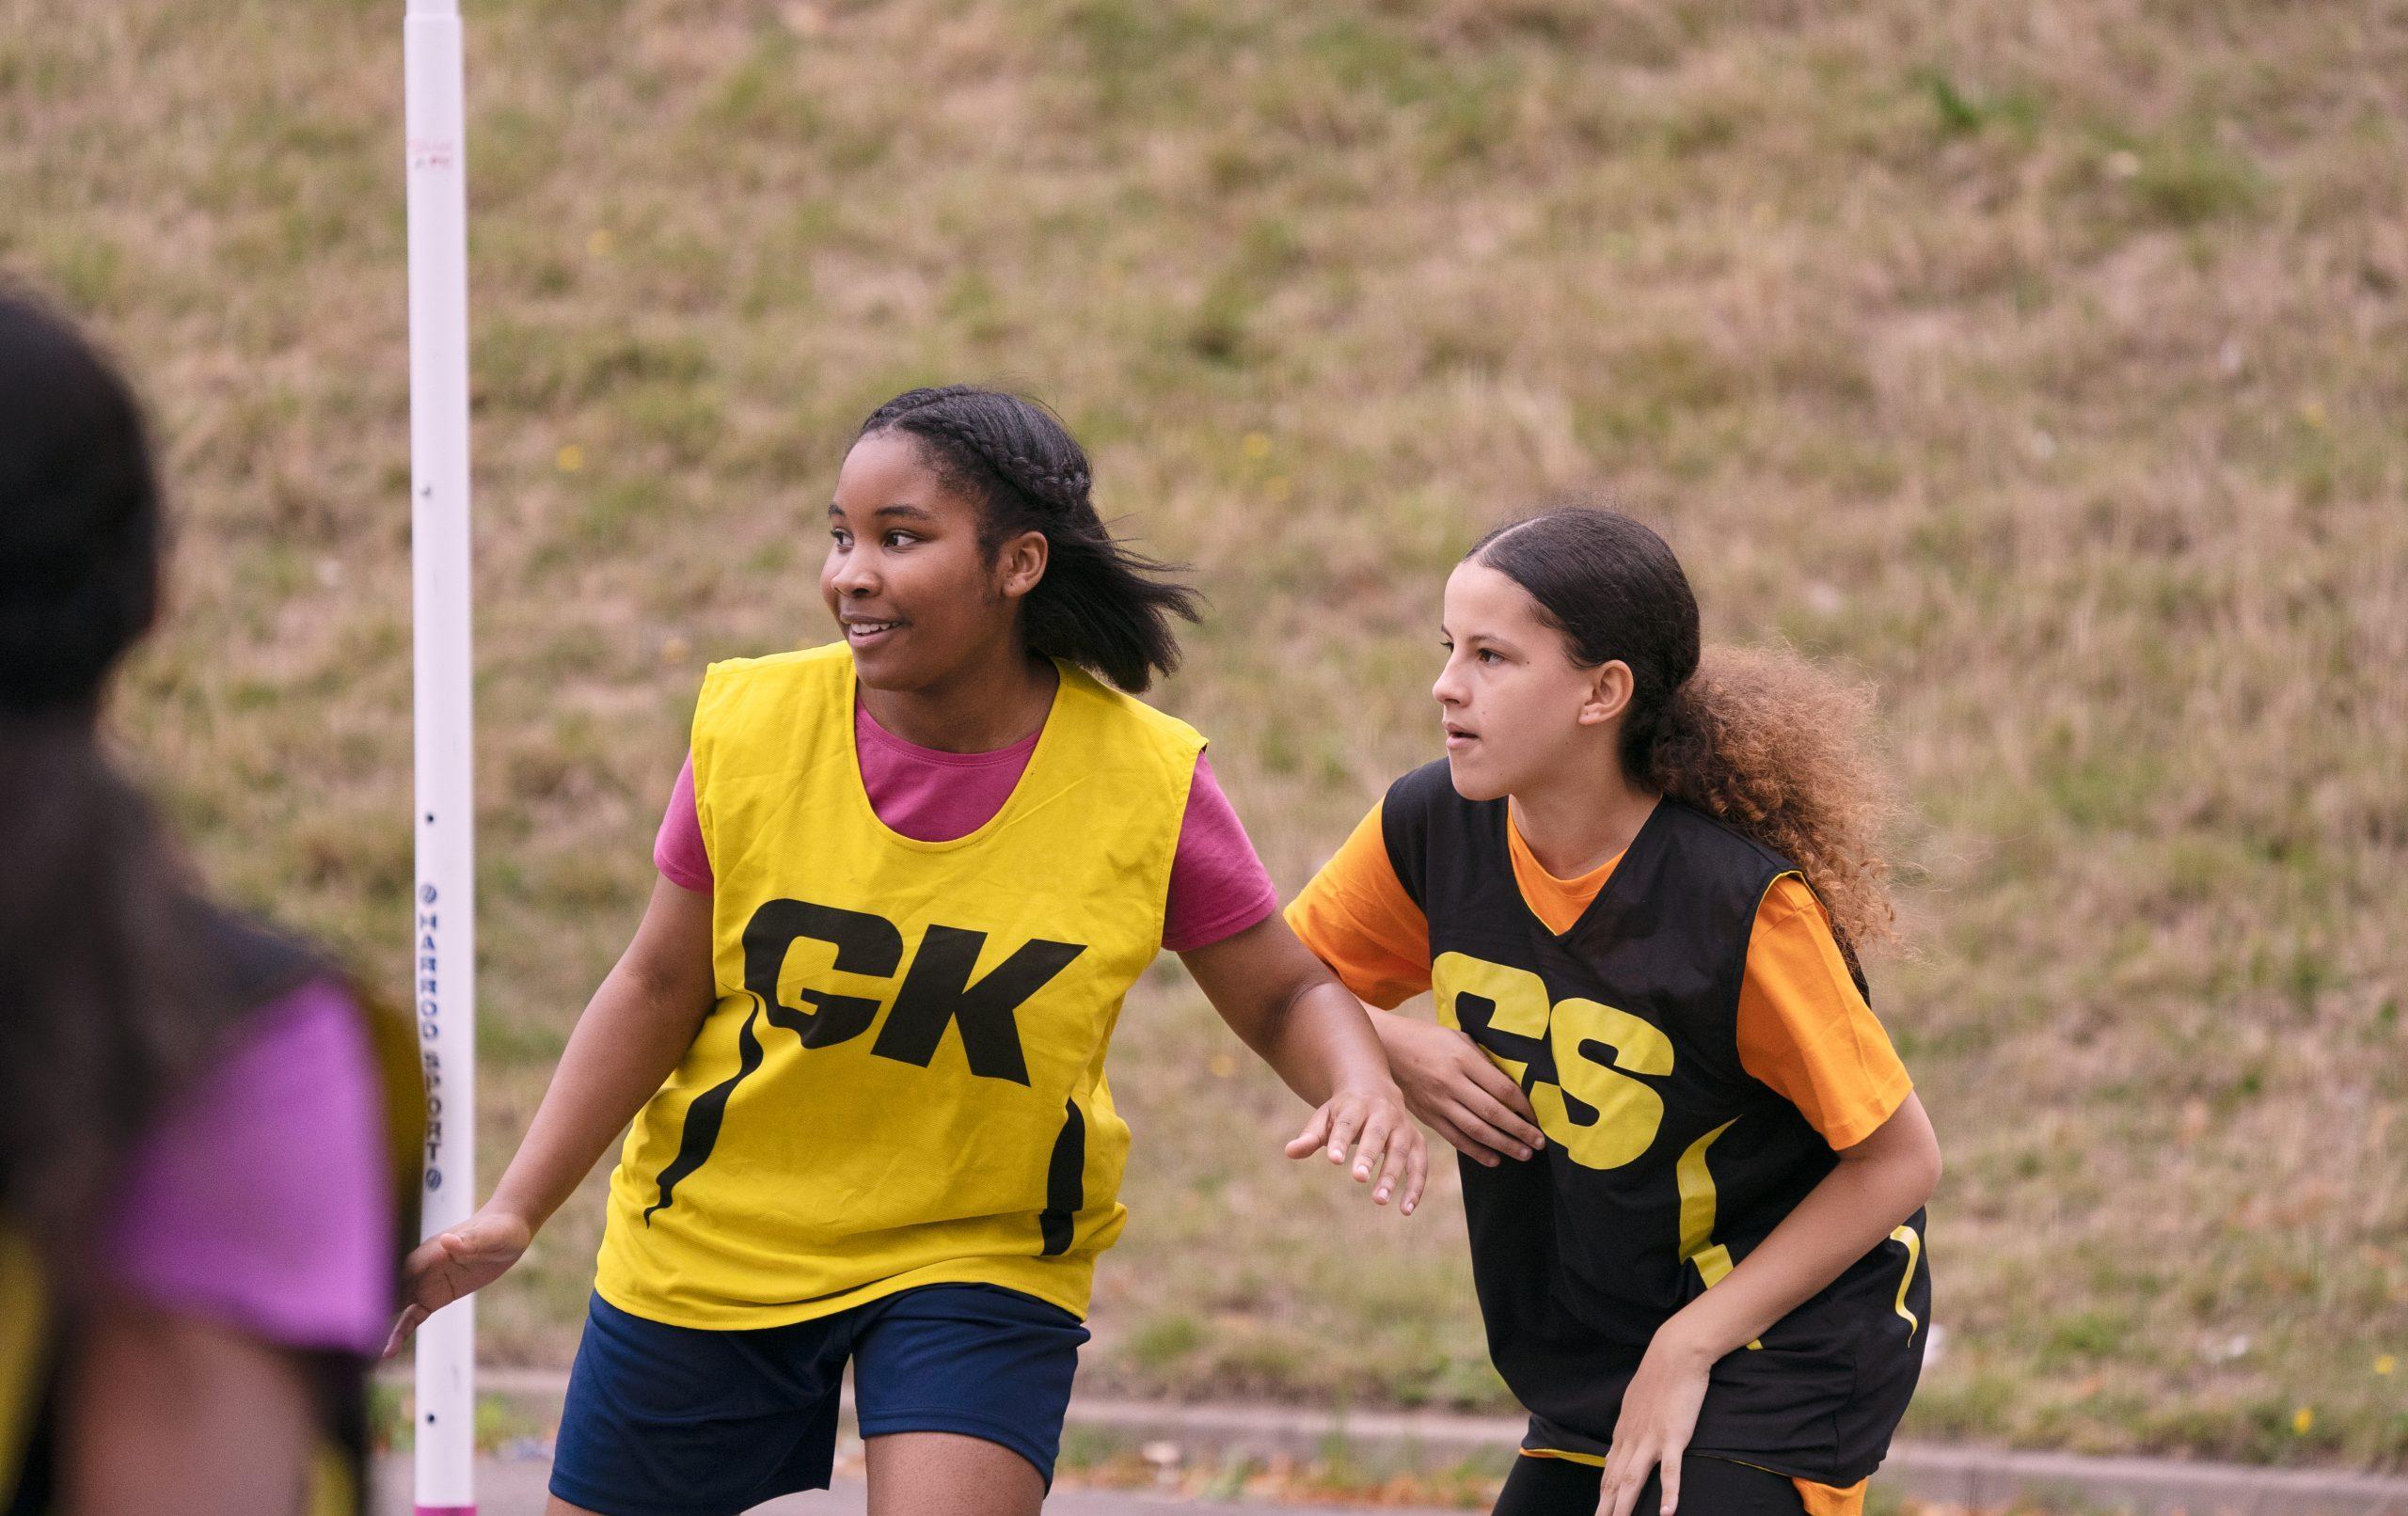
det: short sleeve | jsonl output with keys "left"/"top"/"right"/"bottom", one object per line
{"left": 1735, "top": 876, "right": 1913, "bottom": 1149}
{"left": 103, "top": 981, "right": 397, "bottom": 1355}
{"left": 1284, "top": 800, "right": 1434, "bottom": 1009}
{"left": 654, "top": 753, "right": 714, "bottom": 893}
{"left": 1161, "top": 754, "right": 1280, "bottom": 952}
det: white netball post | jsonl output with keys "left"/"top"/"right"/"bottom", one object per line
{"left": 405, "top": 1, "right": 478, "bottom": 1512}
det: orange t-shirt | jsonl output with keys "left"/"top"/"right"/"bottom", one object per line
{"left": 1288, "top": 799, "right": 1913, "bottom": 1516}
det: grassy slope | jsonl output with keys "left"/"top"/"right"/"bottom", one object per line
{"left": 8, "top": 0, "right": 2404, "bottom": 1465}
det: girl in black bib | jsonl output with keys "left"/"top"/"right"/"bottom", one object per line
{"left": 1290, "top": 507, "right": 1941, "bottom": 1516}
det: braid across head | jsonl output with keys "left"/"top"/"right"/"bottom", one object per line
{"left": 867, "top": 387, "right": 1093, "bottom": 518}
{"left": 855, "top": 386, "right": 1199, "bottom": 692}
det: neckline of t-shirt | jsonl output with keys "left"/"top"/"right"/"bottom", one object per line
{"left": 1504, "top": 811, "right": 1631, "bottom": 937}
{"left": 853, "top": 699, "right": 1044, "bottom": 768}
{"left": 1505, "top": 811, "right": 1627, "bottom": 890}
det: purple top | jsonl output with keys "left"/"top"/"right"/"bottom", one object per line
{"left": 103, "top": 979, "right": 396, "bottom": 1356}
{"left": 655, "top": 698, "right": 1279, "bottom": 953}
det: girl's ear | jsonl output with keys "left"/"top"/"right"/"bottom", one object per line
{"left": 1576, "top": 659, "right": 1636, "bottom": 727}
{"left": 994, "top": 529, "right": 1050, "bottom": 601}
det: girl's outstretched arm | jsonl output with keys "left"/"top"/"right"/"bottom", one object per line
{"left": 385, "top": 875, "right": 718, "bottom": 1355}
{"left": 1595, "top": 1093, "right": 1941, "bottom": 1516}
{"left": 1180, "top": 914, "right": 1429, "bottom": 1215}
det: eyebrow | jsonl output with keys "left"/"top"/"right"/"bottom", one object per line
{"left": 827, "top": 502, "right": 940, "bottom": 521}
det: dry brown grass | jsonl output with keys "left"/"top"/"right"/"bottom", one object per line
{"left": 8, "top": 0, "right": 2405, "bottom": 1466}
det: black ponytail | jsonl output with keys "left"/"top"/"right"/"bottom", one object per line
{"left": 857, "top": 386, "right": 1201, "bottom": 692}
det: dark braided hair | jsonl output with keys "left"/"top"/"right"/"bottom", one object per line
{"left": 857, "top": 386, "right": 1201, "bottom": 692}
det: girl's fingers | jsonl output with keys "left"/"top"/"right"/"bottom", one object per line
{"left": 1596, "top": 1440, "right": 1633, "bottom": 1516}
{"left": 1284, "top": 1103, "right": 1334, "bottom": 1160}
{"left": 1441, "top": 1100, "right": 1529, "bottom": 1162}
{"left": 1607, "top": 1449, "right": 1656, "bottom": 1516}
{"left": 1460, "top": 1056, "right": 1545, "bottom": 1137}
{"left": 1370, "top": 1121, "right": 1411, "bottom": 1204}
{"left": 1425, "top": 1114, "right": 1501, "bottom": 1166}
{"left": 1660, "top": 1452, "right": 1682, "bottom": 1516}
{"left": 1460, "top": 1082, "right": 1546, "bottom": 1151}
{"left": 1352, "top": 1113, "right": 1393, "bottom": 1183}
{"left": 1399, "top": 1130, "right": 1429, "bottom": 1214}
{"left": 381, "top": 1304, "right": 426, "bottom": 1361}
{"left": 1324, "top": 1101, "right": 1368, "bottom": 1165}
{"left": 399, "top": 1233, "right": 449, "bottom": 1283}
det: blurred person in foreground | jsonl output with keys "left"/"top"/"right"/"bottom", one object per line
{"left": 0, "top": 291, "right": 421, "bottom": 1516}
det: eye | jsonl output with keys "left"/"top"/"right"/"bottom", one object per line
{"left": 883, "top": 529, "right": 919, "bottom": 549}
{"left": 829, "top": 527, "right": 852, "bottom": 547}
{"left": 1476, "top": 649, "right": 1502, "bottom": 665}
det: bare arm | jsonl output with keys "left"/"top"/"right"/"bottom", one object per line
{"left": 387, "top": 875, "right": 716, "bottom": 1352}
{"left": 486, "top": 876, "right": 718, "bottom": 1230}
{"left": 1656, "top": 1092, "right": 1940, "bottom": 1361}
{"left": 1597, "top": 1093, "right": 1941, "bottom": 1516}
{"left": 62, "top": 1301, "right": 318, "bottom": 1516}
{"left": 1180, "top": 913, "right": 1428, "bottom": 1214}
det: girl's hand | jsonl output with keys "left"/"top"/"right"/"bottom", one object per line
{"left": 1282, "top": 1080, "right": 1430, "bottom": 1215}
{"left": 381, "top": 1205, "right": 533, "bottom": 1359}
{"left": 1373, "top": 1013, "right": 1547, "bottom": 1167}
{"left": 1596, "top": 1322, "right": 1713, "bottom": 1516}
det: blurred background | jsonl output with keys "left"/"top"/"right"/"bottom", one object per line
{"left": 9, "top": 0, "right": 2403, "bottom": 1473}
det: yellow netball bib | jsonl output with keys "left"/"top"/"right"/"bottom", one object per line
{"left": 0, "top": 1227, "right": 49, "bottom": 1502}
{"left": 595, "top": 644, "right": 1203, "bottom": 1329}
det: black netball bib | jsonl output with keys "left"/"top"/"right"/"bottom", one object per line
{"left": 1381, "top": 761, "right": 1928, "bottom": 1485}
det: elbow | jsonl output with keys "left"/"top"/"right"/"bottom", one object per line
{"left": 1911, "top": 1133, "right": 1943, "bottom": 1207}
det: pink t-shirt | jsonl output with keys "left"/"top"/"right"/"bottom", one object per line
{"left": 656, "top": 701, "right": 1277, "bottom": 954}
{"left": 103, "top": 980, "right": 396, "bottom": 1356}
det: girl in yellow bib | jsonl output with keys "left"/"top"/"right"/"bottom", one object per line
{"left": 386, "top": 387, "right": 1425, "bottom": 1516}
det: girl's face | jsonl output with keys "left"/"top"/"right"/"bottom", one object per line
{"left": 1434, "top": 560, "right": 1629, "bottom": 801}
{"left": 820, "top": 431, "right": 1044, "bottom": 690}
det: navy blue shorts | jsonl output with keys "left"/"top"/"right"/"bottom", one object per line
{"left": 548, "top": 1285, "right": 1089, "bottom": 1516}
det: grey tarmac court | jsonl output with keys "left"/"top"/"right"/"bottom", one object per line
{"left": 370, "top": 1375, "right": 2408, "bottom": 1515}
{"left": 369, "top": 1458, "right": 1466, "bottom": 1515}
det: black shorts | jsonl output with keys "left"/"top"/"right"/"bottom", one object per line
{"left": 1494, "top": 1451, "right": 1808, "bottom": 1516}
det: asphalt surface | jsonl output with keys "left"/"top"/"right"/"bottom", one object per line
{"left": 369, "top": 1458, "right": 1467, "bottom": 1515}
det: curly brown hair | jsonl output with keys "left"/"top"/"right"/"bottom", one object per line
{"left": 1472, "top": 508, "right": 1901, "bottom": 975}
{"left": 1649, "top": 644, "right": 1902, "bottom": 967}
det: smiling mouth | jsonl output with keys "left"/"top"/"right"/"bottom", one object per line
{"left": 843, "top": 618, "right": 906, "bottom": 648}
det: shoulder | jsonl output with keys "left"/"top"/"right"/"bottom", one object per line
{"left": 692, "top": 645, "right": 851, "bottom": 765}
{"left": 1375, "top": 759, "right": 1483, "bottom": 909}
{"left": 1050, "top": 666, "right": 1206, "bottom": 814}
{"left": 698, "top": 641, "right": 848, "bottom": 702}
{"left": 1058, "top": 663, "right": 1207, "bottom": 759}
{"left": 106, "top": 977, "right": 400, "bottom": 1355}
{"left": 1656, "top": 799, "right": 1796, "bottom": 886}
{"left": 187, "top": 900, "right": 328, "bottom": 1010}
{"left": 1380, "top": 756, "right": 1458, "bottom": 817}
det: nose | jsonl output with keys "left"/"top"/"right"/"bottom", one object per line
{"left": 1432, "top": 652, "right": 1467, "bottom": 710}
{"left": 831, "top": 547, "right": 879, "bottom": 598}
